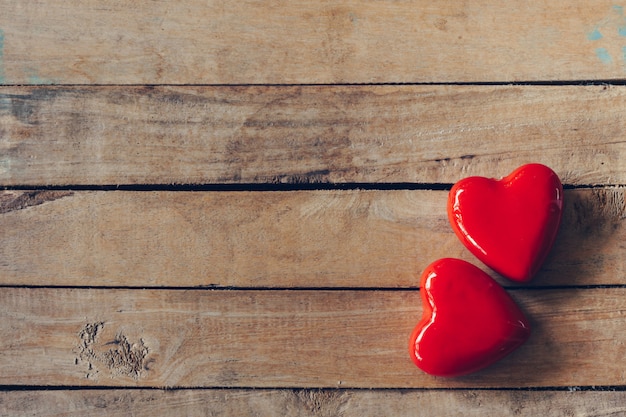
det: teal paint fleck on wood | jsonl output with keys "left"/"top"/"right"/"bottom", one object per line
{"left": 24, "top": 67, "right": 55, "bottom": 85}
{"left": 596, "top": 47, "right": 613, "bottom": 64}
{"left": 588, "top": 28, "right": 603, "bottom": 41}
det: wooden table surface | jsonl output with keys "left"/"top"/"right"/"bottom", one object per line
{"left": 2, "top": 1, "right": 626, "bottom": 415}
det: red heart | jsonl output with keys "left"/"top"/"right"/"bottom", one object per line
{"left": 409, "top": 258, "right": 531, "bottom": 377}
{"left": 448, "top": 164, "right": 563, "bottom": 282}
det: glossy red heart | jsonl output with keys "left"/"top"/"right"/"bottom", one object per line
{"left": 409, "top": 258, "right": 531, "bottom": 377}
{"left": 448, "top": 163, "right": 563, "bottom": 282}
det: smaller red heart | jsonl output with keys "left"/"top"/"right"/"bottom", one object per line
{"left": 409, "top": 258, "right": 531, "bottom": 377}
{"left": 448, "top": 163, "right": 563, "bottom": 282}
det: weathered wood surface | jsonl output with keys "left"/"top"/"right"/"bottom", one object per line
{"left": 1, "top": 287, "right": 626, "bottom": 388}
{"left": 2, "top": 389, "right": 626, "bottom": 417}
{"left": 1, "top": 1, "right": 626, "bottom": 84}
{"left": 1, "top": 188, "right": 624, "bottom": 288}
{"left": 2, "top": 85, "right": 626, "bottom": 186}
{"left": 3, "top": 0, "right": 626, "bottom": 414}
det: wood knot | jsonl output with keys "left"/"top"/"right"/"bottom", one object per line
{"left": 75, "top": 322, "right": 152, "bottom": 380}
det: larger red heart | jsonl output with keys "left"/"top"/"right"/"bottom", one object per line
{"left": 448, "top": 163, "right": 563, "bottom": 282}
{"left": 409, "top": 258, "right": 531, "bottom": 377}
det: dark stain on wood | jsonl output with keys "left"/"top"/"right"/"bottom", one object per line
{"left": 270, "top": 170, "right": 332, "bottom": 185}
{"left": 0, "top": 190, "right": 74, "bottom": 214}
{"left": 1, "top": 88, "right": 69, "bottom": 125}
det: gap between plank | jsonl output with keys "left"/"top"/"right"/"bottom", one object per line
{"left": 6, "top": 79, "right": 626, "bottom": 87}
{"left": 0, "top": 183, "right": 616, "bottom": 193}
{"left": 1, "top": 385, "right": 626, "bottom": 392}
{"left": 0, "top": 284, "right": 625, "bottom": 291}
{"left": 2, "top": 183, "right": 454, "bottom": 192}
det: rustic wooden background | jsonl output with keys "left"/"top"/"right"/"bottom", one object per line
{"left": 2, "top": 1, "right": 626, "bottom": 415}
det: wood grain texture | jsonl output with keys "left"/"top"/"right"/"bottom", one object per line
{"left": 3, "top": 0, "right": 625, "bottom": 413}
{"left": 1, "top": 287, "right": 626, "bottom": 388}
{"left": 2, "top": 85, "right": 626, "bottom": 186}
{"left": 2, "top": 389, "right": 626, "bottom": 417}
{"left": 0, "top": 0, "right": 625, "bottom": 84}
{"left": 1, "top": 188, "right": 624, "bottom": 288}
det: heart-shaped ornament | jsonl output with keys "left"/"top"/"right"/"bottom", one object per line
{"left": 409, "top": 258, "right": 531, "bottom": 377}
{"left": 448, "top": 163, "right": 563, "bottom": 282}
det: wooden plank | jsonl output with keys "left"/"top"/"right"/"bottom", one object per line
{"left": 0, "top": 287, "right": 625, "bottom": 388}
{"left": 0, "top": 1, "right": 625, "bottom": 84}
{"left": 1, "top": 188, "right": 624, "bottom": 288}
{"left": 2, "top": 389, "right": 626, "bottom": 416}
{"left": 2, "top": 85, "right": 626, "bottom": 186}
